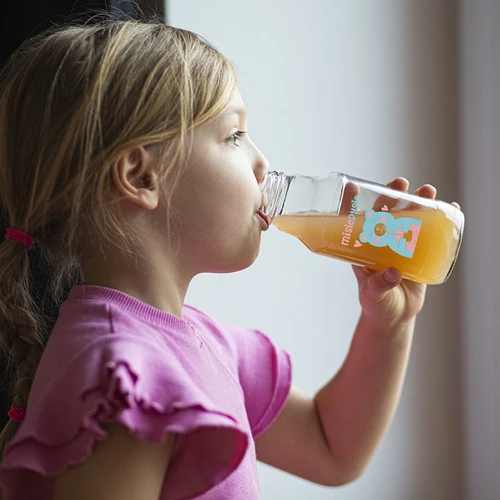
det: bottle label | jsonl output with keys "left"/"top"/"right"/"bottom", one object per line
{"left": 354, "top": 206, "right": 423, "bottom": 258}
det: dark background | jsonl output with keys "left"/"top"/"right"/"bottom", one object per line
{"left": 0, "top": 0, "right": 165, "bottom": 432}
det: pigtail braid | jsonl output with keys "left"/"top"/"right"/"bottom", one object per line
{"left": 0, "top": 237, "right": 46, "bottom": 459}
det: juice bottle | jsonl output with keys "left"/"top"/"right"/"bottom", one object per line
{"left": 260, "top": 171, "right": 464, "bottom": 285}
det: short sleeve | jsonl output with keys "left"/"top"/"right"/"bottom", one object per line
{"left": 223, "top": 325, "right": 293, "bottom": 438}
{"left": 0, "top": 336, "right": 249, "bottom": 500}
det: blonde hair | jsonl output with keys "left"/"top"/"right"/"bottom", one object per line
{"left": 0, "top": 16, "right": 238, "bottom": 458}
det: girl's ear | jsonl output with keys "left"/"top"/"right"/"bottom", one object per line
{"left": 110, "top": 145, "right": 159, "bottom": 210}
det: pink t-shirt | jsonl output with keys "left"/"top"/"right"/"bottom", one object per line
{"left": 0, "top": 285, "right": 292, "bottom": 499}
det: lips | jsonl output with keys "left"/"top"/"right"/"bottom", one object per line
{"left": 256, "top": 210, "right": 270, "bottom": 230}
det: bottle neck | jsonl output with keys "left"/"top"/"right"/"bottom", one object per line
{"left": 260, "top": 171, "right": 345, "bottom": 222}
{"left": 260, "top": 171, "right": 292, "bottom": 222}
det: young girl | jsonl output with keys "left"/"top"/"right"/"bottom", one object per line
{"left": 0, "top": 18, "right": 460, "bottom": 500}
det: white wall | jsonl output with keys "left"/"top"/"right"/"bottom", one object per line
{"left": 169, "top": 1, "right": 463, "bottom": 499}
{"left": 459, "top": 1, "right": 500, "bottom": 498}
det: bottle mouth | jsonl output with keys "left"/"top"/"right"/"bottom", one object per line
{"left": 259, "top": 171, "right": 289, "bottom": 222}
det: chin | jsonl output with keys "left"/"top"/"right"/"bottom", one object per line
{"left": 220, "top": 254, "right": 260, "bottom": 274}
{"left": 210, "top": 245, "right": 261, "bottom": 274}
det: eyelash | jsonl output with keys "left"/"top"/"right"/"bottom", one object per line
{"left": 225, "top": 130, "right": 247, "bottom": 147}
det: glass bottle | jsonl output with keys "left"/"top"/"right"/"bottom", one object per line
{"left": 259, "top": 171, "right": 465, "bottom": 285}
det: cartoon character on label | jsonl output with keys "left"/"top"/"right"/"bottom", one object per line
{"left": 357, "top": 208, "right": 423, "bottom": 258}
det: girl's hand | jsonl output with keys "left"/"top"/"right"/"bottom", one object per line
{"left": 351, "top": 177, "right": 461, "bottom": 329}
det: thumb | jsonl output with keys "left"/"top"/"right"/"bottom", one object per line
{"left": 362, "top": 267, "right": 402, "bottom": 301}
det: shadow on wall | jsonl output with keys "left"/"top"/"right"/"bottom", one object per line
{"left": 402, "top": 3, "right": 465, "bottom": 499}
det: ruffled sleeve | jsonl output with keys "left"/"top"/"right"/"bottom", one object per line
{"left": 0, "top": 335, "right": 249, "bottom": 500}
{"left": 211, "top": 320, "right": 293, "bottom": 439}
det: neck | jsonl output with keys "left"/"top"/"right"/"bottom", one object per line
{"left": 81, "top": 249, "right": 192, "bottom": 320}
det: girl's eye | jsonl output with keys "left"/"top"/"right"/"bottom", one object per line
{"left": 226, "top": 130, "right": 247, "bottom": 147}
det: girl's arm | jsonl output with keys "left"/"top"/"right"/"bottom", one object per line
{"left": 314, "top": 314, "right": 415, "bottom": 481}
{"left": 255, "top": 315, "right": 415, "bottom": 486}
{"left": 53, "top": 422, "right": 177, "bottom": 500}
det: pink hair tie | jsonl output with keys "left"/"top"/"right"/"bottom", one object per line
{"left": 8, "top": 404, "right": 26, "bottom": 423}
{"left": 5, "top": 228, "right": 33, "bottom": 250}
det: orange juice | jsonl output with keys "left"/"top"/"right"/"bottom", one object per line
{"left": 273, "top": 208, "right": 463, "bottom": 284}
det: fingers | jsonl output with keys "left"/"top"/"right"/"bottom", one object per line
{"left": 405, "top": 183, "right": 437, "bottom": 211}
{"left": 388, "top": 177, "right": 410, "bottom": 191}
{"left": 372, "top": 177, "right": 409, "bottom": 212}
{"left": 352, "top": 264, "right": 374, "bottom": 278}
{"left": 414, "top": 184, "right": 437, "bottom": 199}
{"left": 343, "top": 175, "right": 461, "bottom": 216}
{"left": 352, "top": 265, "right": 402, "bottom": 301}
{"left": 385, "top": 182, "right": 462, "bottom": 213}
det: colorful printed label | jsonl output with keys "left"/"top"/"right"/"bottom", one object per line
{"left": 342, "top": 199, "right": 423, "bottom": 259}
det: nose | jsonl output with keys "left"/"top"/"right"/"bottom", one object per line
{"left": 257, "top": 159, "right": 270, "bottom": 185}
{"left": 253, "top": 148, "right": 270, "bottom": 185}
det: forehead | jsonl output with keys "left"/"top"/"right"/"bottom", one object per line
{"left": 218, "top": 91, "right": 247, "bottom": 121}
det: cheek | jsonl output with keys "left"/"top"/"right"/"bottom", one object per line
{"left": 175, "top": 159, "right": 258, "bottom": 232}
{"left": 178, "top": 189, "right": 249, "bottom": 242}
{"left": 207, "top": 172, "right": 258, "bottom": 217}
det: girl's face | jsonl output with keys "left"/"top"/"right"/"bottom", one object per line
{"left": 169, "top": 90, "right": 270, "bottom": 275}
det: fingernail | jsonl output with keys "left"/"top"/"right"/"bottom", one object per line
{"left": 384, "top": 269, "right": 398, "bottom": 283}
